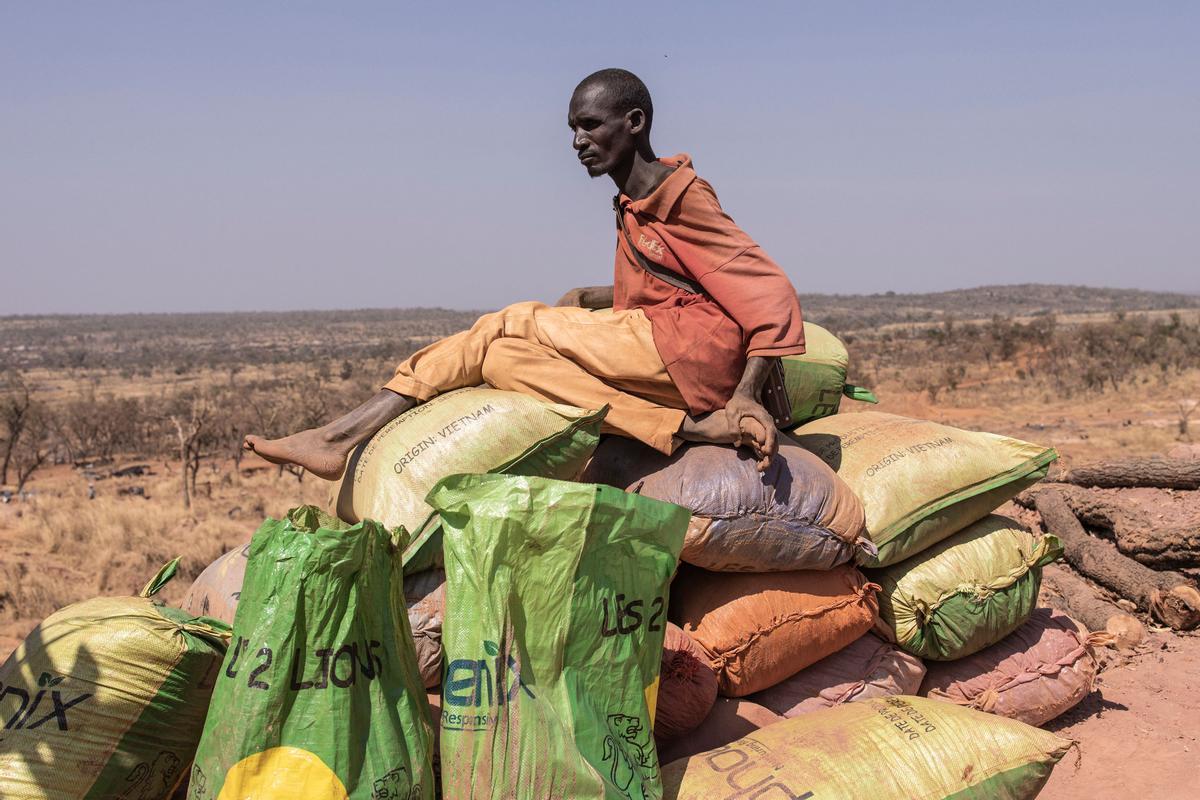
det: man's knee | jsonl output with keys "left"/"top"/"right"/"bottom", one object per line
{"left": 470, "top": 300, "right": 549, "bottom": 340}
{"left": 488, "top": 300, "right": 549, "bottom": 326}
{"left": 496, "top": 300, "right": 548, "bottom": 316}
{"left": 480, "top": 338, "right": 531, "bottom": 389}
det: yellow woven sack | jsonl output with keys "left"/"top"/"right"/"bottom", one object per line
{"left": 661, "top": 695, "right": 1073, "bottom": 800}
{"left": 330, "top": 387, "right": 604, "bottom": 573}
{"left": 793, "top": 411, "right": 1056, "bottom": 567}
{"left": 0, "top": 561, "right": 230, "bottom": 800}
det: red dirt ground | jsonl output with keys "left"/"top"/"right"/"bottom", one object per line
{"left": 1040, "top": 631, "right": 1200, "bottom": 799}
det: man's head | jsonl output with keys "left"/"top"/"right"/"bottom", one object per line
{"left": 568, "top": 68, "right": 653, "bottom": 178}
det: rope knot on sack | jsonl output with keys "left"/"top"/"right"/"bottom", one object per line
{"left": 971, "top": 686, "right": 1002, "bottom": 713}
{"left": 962, "top": 583, "right": 996, "bottom": 603}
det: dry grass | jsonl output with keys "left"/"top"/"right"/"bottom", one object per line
{"left": 857, "top": 362, "right": 1200, "bottom": 467}
{"left": 0, "top": 458, "right": 329, "bottom": 657}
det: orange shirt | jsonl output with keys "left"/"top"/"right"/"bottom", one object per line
{"left": 613, "top": 153, "right": 806, "bottom": 415}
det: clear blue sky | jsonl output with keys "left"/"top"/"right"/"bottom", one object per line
{"left": 3, "top": 2, "right": 1197, "bottom": 314}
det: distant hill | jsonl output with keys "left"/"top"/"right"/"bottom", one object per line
{"left": 3, "top": 284, "right": 1197, "bottom": 370}
{"left": 798, "top": 284, "right": 1200, "bottom": 332}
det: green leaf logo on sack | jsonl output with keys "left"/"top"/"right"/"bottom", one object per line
{"left": 36, "top": 672, "right": 64, "bottom": 688}
{"left": 1, "top": 672, "right": 93, "bottom": 732}
{"left": 442, "top": 638, "right": 535, "bottom": 732}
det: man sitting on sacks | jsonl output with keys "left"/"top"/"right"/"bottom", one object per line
{"left": 244, "top": 68, "right": 805, "bottom": 477}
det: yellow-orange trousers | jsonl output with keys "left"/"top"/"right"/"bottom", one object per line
{"left": 384, "top": 302, "right": 688, "bottom": 454}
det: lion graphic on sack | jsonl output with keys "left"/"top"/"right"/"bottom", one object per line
{"left": 602, "top": 713, "right": 658, "bottom": 800}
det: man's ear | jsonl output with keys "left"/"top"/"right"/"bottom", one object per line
{"left": 626, "top": 108, "right": 647, "bottom": 136}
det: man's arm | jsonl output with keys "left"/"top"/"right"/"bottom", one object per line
{"left": 555, "top": 285, "right": 614, "bottom": 309}
{"left": 723, "top": 357, "right": 778, "bottom": 470}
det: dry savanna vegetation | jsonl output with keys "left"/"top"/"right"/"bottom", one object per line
{"left": 2, "top": 285, "right": 1199, "bottom": 661}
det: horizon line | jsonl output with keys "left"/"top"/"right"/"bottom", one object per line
{"left": 5, "top": 282, "right": 1199, "bottom": 320}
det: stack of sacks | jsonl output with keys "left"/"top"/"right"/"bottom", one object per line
{"left": 782, "top": 410, "right": 1095, "bottom": 729}
{"left": 182, "top": 389, "right": 610, "bottom": 720}
{"left": 661, "top": 565, "right": 881, "bottom": 751}
{"left": 920, "top": 607, "right": 1101, "bottom": 726}
{"left": 583, "top": 431, "right": 892, "bottom": 753}
{"left": 582, "top": 432, "right": 888, "bottom": 754}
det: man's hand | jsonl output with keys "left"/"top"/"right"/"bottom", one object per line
{"left": 677, "top": 393, "right": 777, "bottom": 471}
{"left": 555, "top": 285, "right": 614, "bottom": 309}
{"left": 728, "top": 356, "right": 779, "bottom": 471}
{"left": 677, "top": 357, "right": 779, "bottom": 470}
{"left": 723, "top": 393, "right": 778, "bottom": 472}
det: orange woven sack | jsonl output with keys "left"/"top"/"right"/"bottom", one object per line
{"left": 671, "top": 564, "right": 879, "bottom": 696}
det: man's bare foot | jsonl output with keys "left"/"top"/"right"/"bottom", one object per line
{"left": 243, "top": 389, "right": 415, "bottom": 482}
{"left": 243, "top": 429, "right": 354, "bottom": 481}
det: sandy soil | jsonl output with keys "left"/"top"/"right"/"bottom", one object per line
{"left": 1041, "top": 632, "right": 1200, "bottom": 799}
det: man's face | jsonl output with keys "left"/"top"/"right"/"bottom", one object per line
{"left": 568, "top": 84, "right": 640, "bottom": 178}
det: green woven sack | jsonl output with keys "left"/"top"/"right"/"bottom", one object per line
{"left": 189, "top": 507, "right": 434, "bottom": 800}
{"left": 781, "top": 322, "right": 876, "bottom": 427}
{"left": 431, "top": 473, "right": 689, "bottom": 800}
{"left": 868, "top": 515, "right": 1063, "bottom": 661}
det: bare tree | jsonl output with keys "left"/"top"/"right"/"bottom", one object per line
{"left": 168, "top": 395, "right": 216, "bottom": 510}
{"left": 1, "top": 371, "right": 34, "bottom": 485}
{"left": 11, "top": 401, "right": 52, "bottom": 493}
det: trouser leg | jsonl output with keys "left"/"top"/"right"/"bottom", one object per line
{"left": 382, "top": 301, "right": 688, "bottom": 453}
{"left": 480, "top": 338, "right": 686, "bottom": 454}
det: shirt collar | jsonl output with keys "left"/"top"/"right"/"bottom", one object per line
{"left": 620, "top": 153, "right": 695, "bottom": 221}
